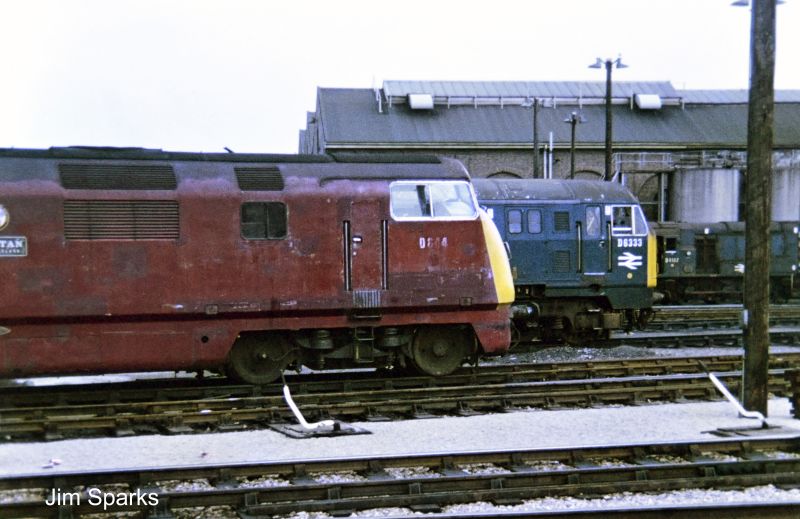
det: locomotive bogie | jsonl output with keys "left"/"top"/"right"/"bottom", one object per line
{"left": 0, "top": 148, "right": 513, "bottom": 381}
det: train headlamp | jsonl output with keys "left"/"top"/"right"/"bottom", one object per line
{"left": 0, "top": 205, "right": 8, "bottom": 231}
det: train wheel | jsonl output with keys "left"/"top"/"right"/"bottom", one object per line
{"left": 227, "top": 333, "right": 294, "bottom": 385}
{"left": 563, "top": 328, "right": 586, "bottom": 347}
{"left": 410, "top": 326, "right": 470, "bottom": 376}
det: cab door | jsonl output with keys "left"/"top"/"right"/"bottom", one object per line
{"left": 343, "top": 199, "right": 387, "bottom": 304}
{"left": 581, "top": 205, "right": 608, "bottom": 275}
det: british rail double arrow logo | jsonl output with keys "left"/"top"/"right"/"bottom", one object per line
{"left": 617, "top": 252, "right": 643, "bottom": 270}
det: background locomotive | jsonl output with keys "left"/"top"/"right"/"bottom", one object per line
{"left": 0, "top": 147, "right": 513, "bottom": 383}
{"left": 651, "top": 221, "right": 800, "bottom": 304}
{"left": 637, "top": 163, "right": 800, "bottom": 305}
{"left": 474, "top": 178, "right": 657, "bottom": 344}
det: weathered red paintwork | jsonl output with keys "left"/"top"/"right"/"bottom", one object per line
{"left": 0, "top": 148, "right": 510, "bottom": 378}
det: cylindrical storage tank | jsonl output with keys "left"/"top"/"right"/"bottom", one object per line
{"left": 669, "top": 168, "right": 741, "bottom": 223}
{"left": 772, "top": 151, "right": 800, "bottom": 221}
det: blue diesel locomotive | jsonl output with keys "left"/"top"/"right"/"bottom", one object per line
{"left": 651, "top": 221, "right": 800, "bottom": 304}
{"left": 474, "top": 178, "right": 657, "bottom": 344}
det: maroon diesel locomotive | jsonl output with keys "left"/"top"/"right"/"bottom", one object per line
{"left": 0, "top": 148, "right": 513, "bottom": 383}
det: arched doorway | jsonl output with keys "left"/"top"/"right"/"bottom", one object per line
{"left": 572, "top": 170, "right": 603, "bottom": 180}
{"left": 487, "top": 171, "right": 522, "bottom": 179}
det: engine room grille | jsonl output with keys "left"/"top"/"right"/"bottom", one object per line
{"left": 59, "top": 164, "right": 177, "bottom": 190}
{"left": 552, "top": 250, "right": 571, "bottom": 273}
{"left": 64, "top": 200, "right": 180, "bottom": 240}
{"left": 235, "top": 167, "right": 284, "bottom": 191}
{"left": 554, "top": 211, "right": 570, "bottom": 232}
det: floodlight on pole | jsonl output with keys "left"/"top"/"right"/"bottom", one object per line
{"left": 589, "top": 55, "right": 627, "bottom": 181}
{"left": 731, "top": 0, "right": 784, "bottom": 6}
{"left": 521, "top": 97, "right": 541, "bottom": 178}
{"left": 563, "top": 111, "right": 586, "bottom": 179}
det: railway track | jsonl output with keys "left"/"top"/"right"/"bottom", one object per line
{"left": 5, "top": 352, "right": 798, "bottom": 408}
{"left": 649, "top": 304, "right": 800, "bottom": 331}
{"left": 1, "top": 353, "right": 796, "bottom": 441}
{"left": 605, "top": 326, "right": 800, "bottom": 349}
{"left": 2, "top": 436, "right": 799, "bottom": 518}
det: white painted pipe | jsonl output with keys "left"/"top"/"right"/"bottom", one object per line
{"left": 707, "top": 372, "right": 766, "bottom": 423}
{"left": 283, "top": 384, "right": 336, "bottom": 431}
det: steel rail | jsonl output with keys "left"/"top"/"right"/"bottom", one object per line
{"left": 603, "top": 328, "right": 800, "bottom": 349}
{"left": 349, "top": 502, "right": 800, "bottom": 518}
{"left": 1, "top": 436, "right": 799, "bottom": 517}
{"left": 0, "top": 369, "right": 791, "bottom": 440}
{"left": 3, "top": 353, "right": 798, "bottom": 410}
{"left": 649, "top": 304, "right": 800, "bottom": 330}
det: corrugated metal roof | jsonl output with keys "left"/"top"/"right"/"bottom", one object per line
{"left": 315, "top": 88, "right": 800, "bottom": 149}
{"left": 384, "top": 80, "right": 680, "bottom": 100}
{"left": 679, "top": 89, "right": 800, "bottom": 104}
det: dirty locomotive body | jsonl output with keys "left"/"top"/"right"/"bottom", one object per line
{"left": 651, "top": 221, "right": 800, "bottom": 304}
{"left": 474, "top": 178, "right": 657, "bottom": 344}
{"left": 0, "top": 148, "right": 514, "bottom": 383}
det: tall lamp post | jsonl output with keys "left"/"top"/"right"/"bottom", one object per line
{"left": 589, "top": 56, "right": 627, "bottom": 181}
{"left": 564, "top": 111, "right": 586, "bottom": 179}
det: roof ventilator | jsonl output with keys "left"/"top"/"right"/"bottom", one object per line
{"left": 408, "top": 93, "right": 434, "bottom": 110}
{"left": 634, "top": 94, "right": 662, "bottom": 110}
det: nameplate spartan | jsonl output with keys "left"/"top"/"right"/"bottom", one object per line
{"left": 0, "top": 236, "right": 27, "bottom": 257}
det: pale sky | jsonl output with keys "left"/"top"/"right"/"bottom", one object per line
{"left": 1, "top": 0, "right": 798, "bottom": 154}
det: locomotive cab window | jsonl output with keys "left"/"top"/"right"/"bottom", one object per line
{"left": 241, "top": 202, "right": 287, "bottom": 240}
{"left": 390, "top": 181, "right": 478, "bottom": 221}
{"left": 585, "top": 206, "right": 601, "bottom": 238}
{"left": 610, "top": 205, "right": 648, "bottom": 237}
{"left": 507, "top": 209, "right": 522, "bottom": 234}
{"left": 527, "top": 209, "right": 542, "bottom": 234}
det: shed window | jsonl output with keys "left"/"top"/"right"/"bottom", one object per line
{"left": 241, "top": 202, "right": 287, "bottom": 240}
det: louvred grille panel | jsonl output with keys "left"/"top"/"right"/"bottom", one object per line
{"left": 59, "top": 164, "right": 177, "bottom": 190}
{"left": 235, "top": 167, "right": 284, "bottom": 191}
{"left": 554, "top": 211, "right": 570, "bottom": 232}
{"left": 64, "top": 200, "right": 180, "bottom": 240}
{"left": 552, "top": 250, "right": 571, "bottom": 273}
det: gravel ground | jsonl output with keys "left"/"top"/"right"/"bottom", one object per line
{"left": 1, "top": 398, "right": 798, "bottom": 476}
{"left": 278, "top": 486, "right": 800, "bottom": 518}
{"left": 489, "top": 342, "right": 800, "bottom": 364}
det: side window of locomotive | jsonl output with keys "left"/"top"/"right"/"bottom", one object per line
{"left": 390, "top": 183, "right": 431, "bottom": 218}
{"left": 241, "top": 202, "right": 287, "bottom": 240}
{"left": 527, "top": 209, "right": 542, "bottom": 233}
{"left": 773, "top": 233, "right": 786, "bottom": 256}
{"left": 611, "top": 206, "right": 633, "bottom": 235}
{"left": 429, "top": 182, "right": 477, "bottom": 218}
{"left": 632, "top": 205, "right": 648, "bottom": 236}
{"left": 611, "top": 205, "right": 648, "bottom": 237}
{"left": 585, "top": 206, "right": 601, "bottom": 238}
{"left": 507, "top": 209, "right": 522, "bottom": 234}
{"left": 390, "top": 181, "right": 477, "bottom": 220}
